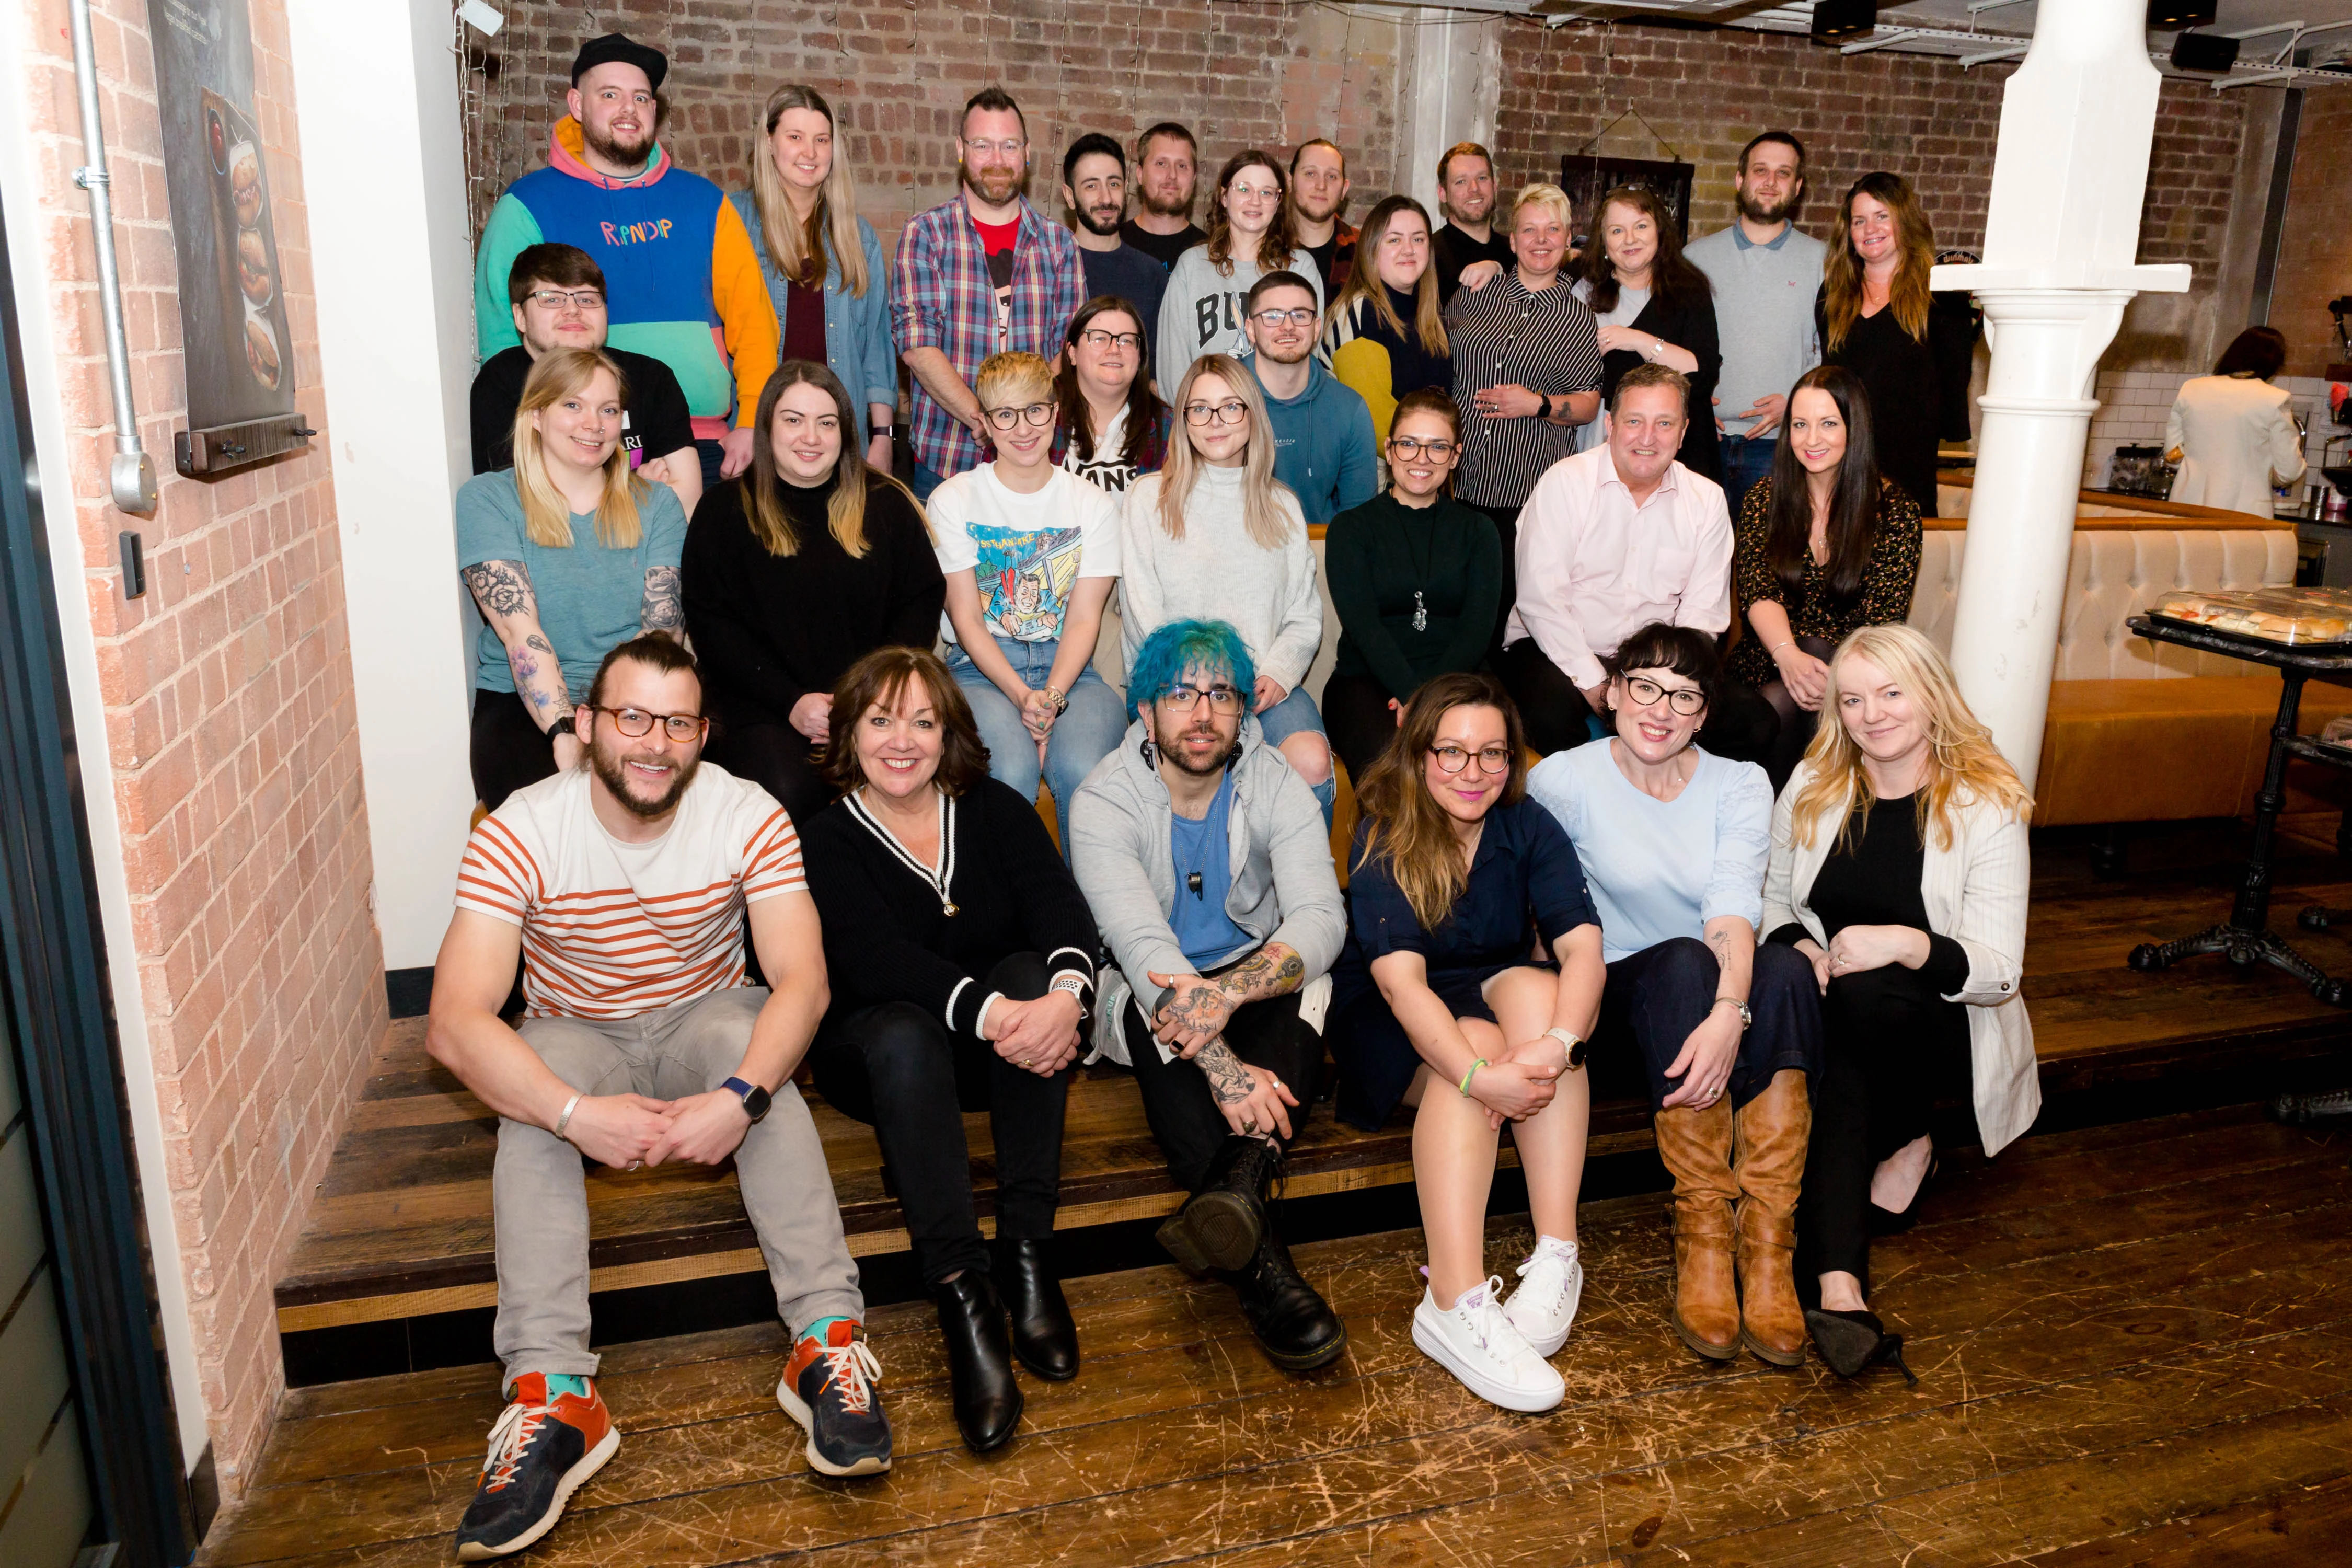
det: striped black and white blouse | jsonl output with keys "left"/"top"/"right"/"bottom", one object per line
{"left": 1444, "top": 273, "right": 1605, "bottom": 510}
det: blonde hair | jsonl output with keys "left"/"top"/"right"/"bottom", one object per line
{"left": 750, "top": 85, "right": 870, "bottom": 298}
{"left": 1788, "top": 623, "right": 2033, "bottom": 854}
{"left": 1155, "top": 354, "right": 1295, "bottom": 550}
{"left": 1509, "top": 182, "right": 1574, "bottom": 243}
{"left": 975, "top": 349, "right": 1055, "bottom": 412}
{"left": 742, "top": 360, "right": 930, "bottom": 559}
{"left": 511, "top": 348, "right": 645, "bottom": 550}
{"left": 1822, "top": 171, "right": 1933, "bottom": 351}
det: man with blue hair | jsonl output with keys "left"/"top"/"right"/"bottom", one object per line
{"left": 1069, "top": 619, "right": 1349, "bottom": 1370}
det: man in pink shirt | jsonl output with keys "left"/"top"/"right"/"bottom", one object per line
{"left": 1497, "top": 364, "right": 1773, "bottom": 760}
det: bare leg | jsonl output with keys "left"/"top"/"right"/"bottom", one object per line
{"left": 1870, "top": 1133, "right": 1934, "bottom": 1211}
{"left": 1483, "top": 966, "right": 1588, "bottom": 1249}
{"left": 1818, "top": 1270, "right": 1867, "bottom": 1311}
{"left": 1412, "top": 1017, "right": 1508, "bottom": 1307}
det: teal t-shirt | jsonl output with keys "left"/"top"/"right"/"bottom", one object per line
{"left": 455, "top": 470, "right": 687, "bottom": 697}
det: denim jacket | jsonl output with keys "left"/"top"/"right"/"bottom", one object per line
{"left": 728, "top": 191, "right": 897, "bottom": 444}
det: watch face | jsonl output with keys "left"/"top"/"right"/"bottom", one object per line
{"left": 1566, "top": 1037, "right": 1588, "bottom": 1070}
{"left": 744, "top": 1085, "right": 773, "bottom": 1122}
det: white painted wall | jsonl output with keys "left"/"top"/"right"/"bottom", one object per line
{"left": 286, "top": 0, "right": 479, "bottom": 970}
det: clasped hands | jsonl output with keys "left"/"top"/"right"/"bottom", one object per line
{"left": 1794, "top": 925, "right": 1932, "bottom": 994}
{"left": 1462, "top": 1032, "right": 1572, "bottom": 1132}
{"left": 1148, "top": 970, "right": 1299, "bottom": 1140}
{"left": 561, "top": 1088, "right": 750, "bottom": 1171}
{"left": 982, "top": 988, "right": 1083, "bottom": 1077}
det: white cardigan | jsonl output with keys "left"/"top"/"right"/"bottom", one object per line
{"left": 2165, "top": 374, "right": 2305, "bottom": 519}
{"left": 1761, "top": 765, "right": 2039, "bottom": 1156}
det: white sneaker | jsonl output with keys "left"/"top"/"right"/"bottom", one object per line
{"left": 1412, "top": 1275, "right": 1565, "bottom": 1413}
{"left": 1503, "top": 1236, "right": 1584, "bottom": 1356}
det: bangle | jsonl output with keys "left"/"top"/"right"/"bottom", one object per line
{"left": 1458, "top": 1058, "right": 1489, "bottom": 1097}
{"left": 1768, "top": 640, "right": 1795, "bottom": 656}
{"left": 553, "top": 1092, "right": 582, "bottom": 1142}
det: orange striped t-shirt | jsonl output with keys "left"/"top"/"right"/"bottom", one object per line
{"left": 454, "top": 763, "right": 804, "bottom": 1020}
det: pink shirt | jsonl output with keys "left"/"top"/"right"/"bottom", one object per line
{"left": 1503, "top": 445, "right": 1733, "bottom": 689}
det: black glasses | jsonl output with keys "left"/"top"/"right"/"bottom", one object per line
{"left": 1622, "top": 676, "right": 1706, "bottom": 716}
{"left": 984, "top": 401, "right": 1056, "bottom": 431}
{"left": 1158, "top": 685, "right": 1244, "bottom": 712}
{"left": 1183, "top": 399, "right": 1249, "bottom": 426}
{"left": 527, "top": 289, "right": 605, "bottom": 311}
{"left": 1079, "top": 328, "right": 1143, "bottom": 351}
{"left": 1429, "top": 744, "right": 1513, "bottom": 775}
{"left": 591, "top": 706, "right": 709, "bottom": 742}
{"left": 1388, "top": 436, "right": 1456, "bottom": 460}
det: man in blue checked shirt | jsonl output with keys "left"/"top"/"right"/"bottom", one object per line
{"left": 892, "top": 86, "right": 1086, "bottom": 503}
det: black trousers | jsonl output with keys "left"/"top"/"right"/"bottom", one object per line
{"left": 709, "top": 719, "right": 834, "bottom": 826}
{"left": 471, "top": 688, "right": 560, "bottom": 810}
{"left": 1495, "top": 639, "right": 1780, "bottom": 765}
{"left": 1752, "top": 635, "right": 1836, "bottom": 793}
{"left": 1795, "top": 962, "right": 1973, "bottom": 1295}
{"left": 1121, "top": 982, "right": 1324, "bottom": 1194}
{"left": 808, "top": 952, "right": 1073, "bottom": 1284}
{"left": 1324, "top": 671, "right": 1405, "bottom": 788}
{"left": 695, "top": 436, "right": 728, "bottom": 493}
{"left": 1470, "top": 501, "right": 1523, "bottom": 660}
{"left": 1589, "top": 937, "right": 1823, "bottom": 1112}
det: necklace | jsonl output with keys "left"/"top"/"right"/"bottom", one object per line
{"left": 847, "top": 788, "right": 959, "bottom": 916}
{"left": 1402, "top": 502, "right": 1438, "bottom": 632}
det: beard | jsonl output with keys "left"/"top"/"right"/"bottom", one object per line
{"left": 1294, "top": 192, "right": 1341, "bottom": 226}
{"left": 590, "top": 741, "right": 698, "bottom": 820}
{"left": 585, "top": 119, "right": 654, "bottom": 170}
{"left": 1138, "top": 185, "right": 1193, "bottom": 220}
{"left": 962, "top": 162, "right": 1024, "bottom": 207}
{"left": 1154, "top": 717, "right": 1239, "bottom": 777}
{"left": 1736, "top": 186, "right": 1796, "bottom": 225}
{"left": 1076, "top": 200, "right": 1124, "bottom": 238}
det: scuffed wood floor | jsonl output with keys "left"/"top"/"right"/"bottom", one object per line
{"left": 201, "top": 1102, "right": 2352, "bottom": 1565}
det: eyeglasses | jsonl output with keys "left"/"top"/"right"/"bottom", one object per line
{"left": 1158, "top": 685, "right": 1244, "bottom": 712}
{"left": 528, "top": 289, "right": 605, "bottom": 311}
{"left": 1622, "top": 676, "right": 1706, "bottom": 716}
{"left": 1249, "top": 307, "right": 1319, "bottom": 328}
{"left": 1429, "top": 744, "right": 1514, "bottom": 775}
{"left": 984, "top": 401, "right": 1056, "bottom": 431}
{"left": 1388, "top": 436, "right": 1456, "bottom": 460}
{"left": 1080, "top": 328, "right": 1143, "bottom": 351}
{"left": 1183, "top": 399, "right": 1250, "bottom": 426}
{"left": 591, "top": 706, "right": 709, "bottom": 742}
{"left": 964, "top": 137, "right": 1027, "bottom": 158}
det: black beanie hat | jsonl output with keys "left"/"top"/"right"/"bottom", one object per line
{"left": 570, "top": 33, "right": 667, "bottom": 93}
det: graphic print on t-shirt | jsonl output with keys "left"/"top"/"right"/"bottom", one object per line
{"left": 1192, "top": 290, "right": 1240, "bottom": 351}
{"left": 970, "top": 522, "right": 1083, "bottom": 641}
{"left": 976, "top": 218, "right": 1019, "bottom": 352}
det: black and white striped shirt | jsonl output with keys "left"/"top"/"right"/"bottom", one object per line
{"left": 1445, "top": 273, "right": 1605, "bottom": 510}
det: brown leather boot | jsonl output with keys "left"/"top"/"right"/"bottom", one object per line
{"left": 1733, "top": 1068, "right": 1813, "bottom": 1367}
{"left": 1653, "top": 1098, "right": 1740, "bottom": 1361}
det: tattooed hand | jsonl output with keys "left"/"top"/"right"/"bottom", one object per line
{"left": 1146, "top": 971, "right": 1233, "bottom": 1058}
{"left": 1195, "top": 1041, "right": 1298, "bottom": 1141}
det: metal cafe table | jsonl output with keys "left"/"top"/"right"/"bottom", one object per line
{"left": 2124, "top": 612, "right": 2352, "bottom": 1006}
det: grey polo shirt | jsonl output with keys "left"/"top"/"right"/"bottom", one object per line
{"left": 1686, "top": 221, "right": 1826, "bottom": 441}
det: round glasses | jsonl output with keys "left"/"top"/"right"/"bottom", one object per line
{"left": 1388, "top": 436, "right": 1457, "bottom": 460}
{"left": 593, "top": 706, "right": 709, "bottom": 742}
{"left": 984, "top": 401, "right": 1056, "bottom": 431}
{"left": 1158, "top": 685, "right": 1244, "bottom": 712}
{"left": 1183, "top": 399, "right": 1249, "bottom": 427}
{"left": 1622, "top": 676, "right": 1705, "bottom": 716}
{"left": 1429, "top": 744, "right": 1513, "bottom": 775}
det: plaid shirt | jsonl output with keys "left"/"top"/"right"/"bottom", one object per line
{"left": 891, "top": 193, "right": 1085, "bottom": 478}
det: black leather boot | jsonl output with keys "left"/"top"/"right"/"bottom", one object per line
{"left": 1215, "top": 1228, "right": 1347, "bottom": 1371}
{"left": 934, "top": 1273, "right": 1023, "bottom": 1452}
{"left": 1156, "top": 1135, "right": 1280, "bottom": 1275}
{"left": 993, "top": 1238, "right": 1078, "bottom": 1382}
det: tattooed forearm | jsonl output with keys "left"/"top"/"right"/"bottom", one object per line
{"left": 462, "top": 560, "right": 536, "bottom": 621}
{"left": 1195, "top": 1041, "right": 1254, "bottom": 1105}
{"left": 640, "top": 564, "right": 684, "bottom": 634}
{"left": 1217, "top": 942, "right": 1306, "bottom": 1005}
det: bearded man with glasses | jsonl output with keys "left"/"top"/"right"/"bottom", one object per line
{"left": 1069, "top": 618, "right": 1351, "bottom": 1372}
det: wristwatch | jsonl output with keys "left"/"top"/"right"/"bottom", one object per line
{"left": 721, "top": 1076, "right": 773, "bottom": 1123}
{"left": 549, "top": 711, "right": 575, "bottom": 750}
{"left": 1713, "top": 996, "right": 1754, "bottom": 1029}
{"left": 1538, "top": 393, "right": 1558, "bottom": 421}
{"left": 1544, "top": 1026, "right": 1588, "bottom": 1070}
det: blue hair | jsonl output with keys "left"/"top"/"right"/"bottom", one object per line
{"left": 1126, "top": 619, "right": 1256, "bottom": 722}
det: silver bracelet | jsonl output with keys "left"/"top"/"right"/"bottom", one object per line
{"left": 554, "top": 1092, "right": 582, "bottom": 1142}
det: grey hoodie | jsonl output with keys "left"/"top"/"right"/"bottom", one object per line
{"left": 1069, "top": 714, "right": 1345, "bottom": 1036}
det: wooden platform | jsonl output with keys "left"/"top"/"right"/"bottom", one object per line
{"left": 274, "top": 820, "right": 2352, "bottom": 1338}
{"left": 206, "top": 1103, "right": 2352, "bottom": 1565}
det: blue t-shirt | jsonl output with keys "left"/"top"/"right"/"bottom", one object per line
{"left": 1077, "top": 243, "right": 1170, "bottom": 351}
{"left": 1167, "top": 770, "right": 1253, "bottom": 971}
{"left": 455, "top": 470, "right": 688, "bottom": 697}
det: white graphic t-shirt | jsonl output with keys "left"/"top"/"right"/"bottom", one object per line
{"left": 1062, "top": 404, "right": 1142, "bottom": 494}
{"left": 927, "top": 464, "right": 1122, "bottom": 645}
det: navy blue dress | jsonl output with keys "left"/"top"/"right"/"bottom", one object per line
{"left": 1330, "top": 797, "right": 1600, "bottom": 1129}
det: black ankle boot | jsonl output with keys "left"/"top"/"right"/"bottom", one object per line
{"left": 1804, "top": 1307, "right": 1918, "bottom": 1383}
{"left": 1157, "top": 1135, "right": 1280, "bottom": 1275}
{"left": 1215, "top": 1229, "right": 1347, "bottom": 1371}
{"left": 935, "top": 1273, "right": 1023, "bottom": 1451}
{"left": 993, "top": 1239, "right": 1078, "bottom": 1382}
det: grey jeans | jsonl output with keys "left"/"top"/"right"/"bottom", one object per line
{"left": 494, "top": 986, "right": 864, "bottom": 1390}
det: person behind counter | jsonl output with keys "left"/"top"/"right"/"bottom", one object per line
{"left": 2165, "top": 326, "right": 2308, "bottom": 518}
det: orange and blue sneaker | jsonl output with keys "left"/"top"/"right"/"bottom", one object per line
{"left": 454, "top": 1372, "right": 619, "bottom": 1560}
{"left": 778, "top": 1317, "right": 892, "bottom": 1476}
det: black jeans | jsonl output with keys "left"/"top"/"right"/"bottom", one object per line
{"left": 1121, "top": 978, "right": 1324, "bottom": 1193}
{"left": 1590, "top": 937, "right": 1822, "bottom": 1112}
{"left": 1470, "top": 501, "right": 1523, "bottom": 660}
{"left": 709, "top": 719, "right": 833, "bottom": 826}
{"left": 471, "top": 688, "right": 560, "bottom": 810}
{"left": 1796, "top": 963, "right": 1973, "bottom": 1296}
{"left": 808, "top": 952, "right": 1073, "bottom": 1285}
{"left": 1324, "top": 671, "right": 1406, "bottom": 788}
{"left": 1496, "top": 640, "right": 1782, "bottom": 764}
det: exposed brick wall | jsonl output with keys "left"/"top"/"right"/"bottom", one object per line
{"left": 468, "top": 0, "right": 1404, "bottom": 256}
{"left": 16, "top": 0, "right": 384, "bottom": 1496}
{"left": 2272, "top": 88, "right": 2352, "bottom": 383}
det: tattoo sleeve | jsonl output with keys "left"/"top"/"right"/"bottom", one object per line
{"left": 1194, "top": 1041, "right": 1255, "bottom": 1105}
{"left": 1216, "top": 942, "right": 1307, "bottom": 1007}
{"left": 463, "top": 560, "right": 572, "bottom": 729}
{"left": 640, "top": 564, "right": 684, "bottom": 635}
{"left": 461, "top": 560, "right": 535, "bottom": 621}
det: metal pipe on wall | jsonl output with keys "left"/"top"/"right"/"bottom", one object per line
{"left": 67, "top": 0, "right": 159, "bottom": 515}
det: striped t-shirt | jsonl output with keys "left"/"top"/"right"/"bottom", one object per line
{"left": 454, "top": 762, "right": 804, "bottom": 1020}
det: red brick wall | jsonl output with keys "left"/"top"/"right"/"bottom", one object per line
{"left": 17, "top": 0, "right": 384, "bottom": 1495}
{"left": 2272, "top": 88, "right": 2352, "bottom": 381}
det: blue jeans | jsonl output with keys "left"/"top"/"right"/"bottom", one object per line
{"left": 1719, "top": 434, "right": 1777, "bottom": 514}
{"left": 945, "top": 637, "right": 1125, "bottom": 854}
{"left": 910, "top": 459, "right": 950, "bottom": 504}
{"left": 1255, "top": 685, "right": 1337, "bottom": 825}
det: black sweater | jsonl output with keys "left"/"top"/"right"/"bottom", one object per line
{"left": 801, "top": 778, "right": 1100, "bottom": 1039}
{"left": 1594, "top": 284, "right": 1724, "bottom": 485}
{"left": 1325, "top": 491, "right": 1502, "bottom": 701}
{"left": 1818, "top": 287, "right": 1978, "bottom": 518}
{"left": 1767, "top": 793, "right": 1970, "bottom": 994}
{"left": 682, "top": 474, "right": 946, "bottom": 725}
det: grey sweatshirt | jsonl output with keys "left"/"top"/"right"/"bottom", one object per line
{"left": 1117, "top": 463, "right": 1324, "bottom": 691}
{"left": 1685, "top": 222, "right": 1825, "bottom": 440}
{"left": 1156, "top": 243, "right": 1325, "bottom": 393}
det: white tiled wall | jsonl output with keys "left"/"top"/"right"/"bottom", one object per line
{"left": 2082, "top": 368, "right": 2349, "bottom": 500}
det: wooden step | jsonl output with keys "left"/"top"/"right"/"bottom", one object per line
{"left": 274, "top": 818, "right": 2352, "bottom": 1338}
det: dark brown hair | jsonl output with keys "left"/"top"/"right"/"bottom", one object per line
{"left": 1604, "top": 622, "right": 1720, "bottom": 706}
{"left": 1353, "top": 671, "right": 1527, "bottom": 932}
{"left": 821, "top": 647, "right": 991, "bottom": 798}
{"left": 1578, "top": 185, "right": 1710, "bottom": 317}
{"left": 2214, "top": 326, "right": 2288, "bottom": 379}
{"left": 584, "top": 632, "right": 700, "bottom": 712}
{"left": 1760, "top": 365, "right": 1887, "bottom": 603}
{"left": 1205, "top": 150, "right": 1299, "bottom": 278}
{"left": 1057, "top": 295, "right": 1167, "bottom": 470}
{"left": 740, "top": 360, "right": 929, "bottom": 558}
{"left": 506, "top": 243, "right": 607, "bottom": 308}
{"left": 1823, "top": 171, "right": 1935, "bottom": 350}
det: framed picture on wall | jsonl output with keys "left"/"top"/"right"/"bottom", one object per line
{"left": 1560, "top": 155, "right": 1697, "bottom": 248}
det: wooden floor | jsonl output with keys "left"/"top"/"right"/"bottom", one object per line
{"left": 275, "top": 818, "right": 2352, "bottom": 1339}
{"left": 204, "top": 1102, "right": 2352, "bottom": 1565}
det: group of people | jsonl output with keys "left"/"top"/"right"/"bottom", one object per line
{"left": 431, "top": 33, "right": 2019, "bottom": 1563}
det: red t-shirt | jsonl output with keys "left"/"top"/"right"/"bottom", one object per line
{"left": 973, "top": 217, "right": 1019, "bottom": 352}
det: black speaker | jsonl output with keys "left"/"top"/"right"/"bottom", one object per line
{"left": 2169, "top": 31, "right": 2241, "bottom": 72}
{"left": 1810, "top": 0, "right": 1876, "bottom": 42}
{"left": 2148, "top": 1, "right": 2218, "bottom": 26}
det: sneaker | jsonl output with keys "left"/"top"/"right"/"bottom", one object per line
{"left": 1502, "top": 1236, "right": 1584, "bottom": 1357}
{"left": 454, "top": 1373, "right": 619, "bottom": 1561}
{"left": 1412, "top": 1276, "right": 1565, "bottom": 1413}
{"left": 778, "top": 1319, "right": 893, "bottom": 1477}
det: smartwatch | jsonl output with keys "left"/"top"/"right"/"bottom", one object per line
{"left": 1538, "top": 393, "right": 1558, "bottom": 421}
{"left": 1544, "top": 1026, "right": 1588, "bottom": 1071}
{"left": 722, "top": 1076, "right": 773, "bottom": 1123}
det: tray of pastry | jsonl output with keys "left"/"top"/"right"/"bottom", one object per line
{"left": 2149, "top": 587, "right": 2352, "bottom": 645}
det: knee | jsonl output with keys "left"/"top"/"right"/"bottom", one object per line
{"left": 1280, "top": 732, "right": 1333, "bottom": 788}
{"left": 859, "top": 1004, "right": 952, "bottom": 1088}
{"left": 1649, "top": 936, "right": 1720, "bottom": 995}
{"left": 988, "top": 950, "right": 1051, "bottom": 1002}
{"left": 1750, "top": 942, "right": 1816, "bottom": 1004}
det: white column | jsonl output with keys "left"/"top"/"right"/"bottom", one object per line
{"left": 286, "top": 0, "right": 479, "bottom": 969}
{"left": 1398, "top": 8, "right": 1502, "bottom": 208}
{"left": 1932, "top": 0, "right": 2188, "bottom": 789}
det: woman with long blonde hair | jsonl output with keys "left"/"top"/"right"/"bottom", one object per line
{"left": 1816, "top": 172, "right": 1976, "bottom": 516}
{"left": 1117, "top": 353, "right": 1334, "bottom": 818}
{"left": 456, "top": 347, "right": 687, "bottom": 809}
{"left": 682, "top": 360, "right": 943, "bottom": 822}
{"left": 1328, "top": 672, "right": 1604, "bottom": 1412}
{"left": 1764, "top": 622, "right": 2034, "bottom": 1381}
{"left": 1320, "top": 195, "right": 1451, "bottom": 443}
{"left": 733, "top": 84, "right": 897, "bottom": 472}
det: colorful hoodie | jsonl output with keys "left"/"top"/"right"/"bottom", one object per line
{"left": 474, "top": 119, "right": 779, "bottom": 440}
